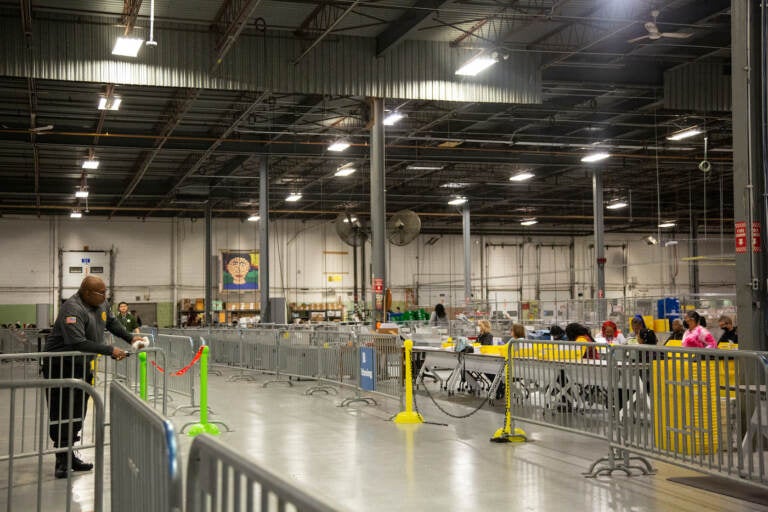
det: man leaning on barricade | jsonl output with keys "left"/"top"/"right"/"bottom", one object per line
{"left": 43, "top": 276, "right": 147, "bottom": 478}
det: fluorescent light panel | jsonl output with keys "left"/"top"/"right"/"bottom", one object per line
{"left": 70, "top": 211, "right": 82, "bottom": 219}
{"left": 98, "top": 97, "right": 121, "bottom": 110}
{"left": 407, "top": 164, "right": 443, "bottom": 170}
{"left": 247, "top": 214, "right": 260, "bottom": 222}
{"left": 286, "top": 192, "right": 302, "bottom": 202}
{"left": 581, "top": 152, "right": 610, "bottom": 163}
{"left": 75, "top": 189, "right": 89, "bottom": 198}
{"left": 383, "top": 112, "right": 405, "bottom": 126}
{"left": 112, "top": 37, "right": 144, "bottom": 57}
{"left": 520, "top": 219, "right": 538, "bottom": 226}
{"left": 448, "top": 197, "right": 467, "bottom": 205}
{"left": 455, "top": 56, "right": 498, "bottom": 76}
{"left": 334, "top": 166, "right": 356, "bottom": 177}
{"left": 606, "top": 201, "right": 627, "bottom": 210}
{"left": 510, "top": 171, "right": 534, "bottom": 182}
{"left": 441, "top": 182, "right": 468, "bottom": 189}
{"left": 342, "top": 216, "right": 358, "bottom": 223}
{"left": 667, "top": 127, "right": 703, "bottom": 141}
{"left": 658, "top": 221, "right": 676, "bottom": 228}
{"left": 82, "top": 160, "right": 99, "bottom": 169}
{"left": 328, "top": 141, "right": 350, "bottom": 152}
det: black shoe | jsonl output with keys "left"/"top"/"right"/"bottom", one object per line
{"left": 70, "top": 453, "right": 93, "bottom": 472}
{"left": 54, "top": 453, "right": 70, "bottom": 479}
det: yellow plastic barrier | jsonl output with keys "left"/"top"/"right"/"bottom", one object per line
{"left": 653, "top": 319, "right": 668, "bottom": 332}
{"left": 478, "top": 344, "right": 508, "bottom": 358}
{"left": 653, "top": 357, "right": 721, "bottom": 455}
{"left": 664, "top": 338, "right": 683, "bottom": 347}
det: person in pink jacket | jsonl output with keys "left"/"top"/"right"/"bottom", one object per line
{"left": 682, "top": 310, "right": 717, "bottom": 348}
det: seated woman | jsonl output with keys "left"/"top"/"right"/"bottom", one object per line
{"left": 631, "top": 315, "right": 658, "bottom": 346}
{"left": 565, "top": 322, "right": 599, "bottom": 359}
{"left": 511, "top": 323, "right": 526, "bottom": 340}
{"left": 429, "top": 303, "right": 448, "bottom": 327}
{"left": 477, "top": 319, "right": 494, "bottom": 345}
{"left": 682, "top": 311, "right": 717, "bottom": 348}
{"left": 601, "top": 320, "right": 626, "bottom": 345}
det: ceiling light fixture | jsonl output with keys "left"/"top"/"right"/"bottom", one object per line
{"left": 97, "top": 96, "right": 122, "bottom": 111}
{"left": 455, "top": 55, "right": 498, "bottom": 76}
{"left": 520, "top": 218, "right": 538, "bottom": 226}
{"left": 70, "top": 210, "right": 83, "bottom": 219}
{"left": 342, "top": 216, "right": 358, "bottom": 223}
{"left": 407, "top": 164, "right": 443, "bottom": 170}
{"left": 644, "top": 235, "right": 658, "bottom": 245}
{"left": 75, "top": 188, "right": 89, "bottom": 198}
{"left": 510, "top": 171, "right": 534, "bottom": 182}
{"left": 383, "top": 112, "right": 405, "bottom": 126}
{"left": 112, "top": 37, "right": 144, "bottom": 57}
{"left": 448, "top": 196, "right": 467, "bottom": 206}
{"left": 440, "top": 182, "right": 468, "bottom": 189}
{"left": 82, "top": 159, "right": 99, "bottom": 170}
{"left": 334, "top": 163, "right": 356, "bottom": 177}
{"left": 606, "top": 200, "right": 627, "bottom": 210}
{"left": 581, "top": 151, "right": 610, "bottom": 163}
{"left": 666, "top": 126, "right": 703, "bottom": 141}
{"left": 658, "top": 221, "right": 676, "bottom": 228}
{"left": 286, "top": 192, "right": 302, "bottom": 202}
{"left": 328, "top": 141, "right": 350, "bottom": 152}
{"left": 247, "top": 214, "right": 260, "bottom": 222}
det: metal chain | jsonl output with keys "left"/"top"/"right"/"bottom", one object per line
{"left": 413, "top": 375, "right": 492, "bottom": 419}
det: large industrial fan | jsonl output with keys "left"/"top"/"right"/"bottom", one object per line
{"left": 386, "top": 209, "right": 421, "bottom": 246}
{"left": 335, "top": 212, "right": 367, "bottom": 247}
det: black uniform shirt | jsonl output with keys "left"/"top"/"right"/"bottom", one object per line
{"left": 46, "top": 293, "right": 132, "bottom": 355}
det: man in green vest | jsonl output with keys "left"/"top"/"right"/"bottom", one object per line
{"left": 116, "top": 301, "right": 140, "bottom": 333}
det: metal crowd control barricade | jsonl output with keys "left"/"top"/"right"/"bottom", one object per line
{"left": 186, "top": 435, "right": 339, "bottom": 512}
{"left": 0, "top": 328, "right": 40, "bottom": 354}
{"left": 273, "top": 330, "right": 317, "bottom": 386}
{"left": 205, "top": 328, "right": 245, "bottom": 377}
{"left": 349, "top": 333, "right": 403, "bottom": 405}
{"left": 308, "top": 331, "right": 358, "bottom": 396}
{"left": 0, "top": 378, "right": 105, "bottom": 512}
{"left": 109, "top": 381, "right": 182, "bottom": 512}
{"left": 590, "top": 344, "right": 768, "bottom": 488}
{"left": 240, "top": 328, "right": 280, "bottom": 381}
{"left": 154, "top": 334, "right": 199, "bottom": 415}
{"left": 506, "top": 339, "right": 612, "bottom": 440}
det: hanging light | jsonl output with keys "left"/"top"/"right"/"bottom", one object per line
{"left": 383, "top": 112, "right": 405, "bottom": 126}
{"left": 448, "top": 196, "right": 467, "bottom": 206}
{"left": 335, "top": 163, "right": 356, "bottom": 177}
{"left": 75, "top": 187, "right": 89, "bottom": 198}
{"left": 520, "top": 218, "right": 538, "bottom": 226}
{"left": 328, "top": 141, "right": 350, "bottom": 152}
{"left": 112, "top": 37, "right": 144, "bottom": 57}
{"left": 658, "top": 221, "right": 676, "bottom": 228}
{"left": 82, "top": 159, "right": 99, "bottom": 169}
{"left": 581, "top": 151, "right": 610, "bottom": 163}
{"left": 247, "top": 214, "right": 260, "bottom": 222}
{"left": 667, "top": 126, "right": 703, "bottom": 141}
{"left": 510, "top": 171, "right": 534, "bottom": 182}
{"left": 606, "top": 200, "right": 627, "bottom": 210}
{"left": 286, "top": 192, "right": 302, "bottom": 202}
{"left": 70, "top": 210, "right": 83, "bottom": 219}
{"left": 455, "top": 54, "right": 498, "bottom": 76}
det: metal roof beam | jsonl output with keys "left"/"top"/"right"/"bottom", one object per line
{"left": 121, "top": 0, "right": 143, "bottom": 36}
{"left": 375, "top": 0, "right": 450, "bottom": 57}
{"left": 292, "top": 0, "right": 361, "bottom": 64}
{"left": 211, "top": 0, "right": 264, "bottom": 73}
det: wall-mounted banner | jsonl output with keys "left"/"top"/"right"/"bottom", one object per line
{"left": 221, "top": 250, "right": 259, "bottom": 291}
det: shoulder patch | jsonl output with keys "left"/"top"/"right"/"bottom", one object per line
{"left": 65, "top": 316, "right": 77, "bottom": 324}
{"left": 101, "top": 311, "right": 107, "bottom": 322}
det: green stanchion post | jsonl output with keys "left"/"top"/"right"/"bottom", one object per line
{"left": 187, "top": 346, "right": 221, "bottom": 437}
{"left": 138, "top": 352, "right": 148, "bottom": 401}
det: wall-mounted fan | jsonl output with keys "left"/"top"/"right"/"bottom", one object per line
{"left": 386, "top": 209, "right": 421, "bottom": 246}
{"left": 628, "top": 10, "right": 693, "bottom": 43}
{"left": 335, "top": 212, "right": 367, "bottom": 246}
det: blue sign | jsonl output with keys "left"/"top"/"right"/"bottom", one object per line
{"left": 81, "top": 257, "right": 91, "bottom": 264}
{"left": 359, "top": 347, "right": 376, "bottom": 391}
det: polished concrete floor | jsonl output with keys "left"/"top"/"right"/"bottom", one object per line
{"left": 3, "top": 368, "right": 768, "bottom": 511}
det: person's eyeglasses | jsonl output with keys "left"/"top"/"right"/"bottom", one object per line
{"left": 91, "top": 289, "right": 107, "bottom": 297}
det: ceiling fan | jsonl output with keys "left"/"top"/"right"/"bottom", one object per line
{"left": 628, "top": 10, "right": 693, "bottom": 43}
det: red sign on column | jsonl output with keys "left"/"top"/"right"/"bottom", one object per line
{"left": 753, "top": 222, "right": 762, "bottom": 253}
{"left": 735, "top": 221, "right": 747, "bottom": 254}
{"left": 373, "top": 277, "right": 383, "bottom": 293}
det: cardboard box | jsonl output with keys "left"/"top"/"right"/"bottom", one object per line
{"left": 195, "top": 298, "right": 204, "bottom": 310}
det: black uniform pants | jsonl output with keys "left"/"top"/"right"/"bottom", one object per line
{"left": 42, "top": 358, "right": 93, "bottom": 447}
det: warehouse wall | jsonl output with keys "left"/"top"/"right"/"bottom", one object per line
{"left": 0, "top": 216, "right": 735, "bottom": 325}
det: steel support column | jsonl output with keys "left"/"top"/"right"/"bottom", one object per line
{"left": 732, "top": 0, "right": 766, "bottom": 350}
{"left": 592, "top": 168, "right": 606, "bottom": 318}
{"left": 259, "top": 156, "right": 270, "bottom": 323}
{"left": 205, "top": 203, "right": 212, "bottom": 327}
{"left": 462, "top": 205, "right": 471, "bottom": 307}
{"left": 370, "top": 98, "right": 386, "bottom": 324}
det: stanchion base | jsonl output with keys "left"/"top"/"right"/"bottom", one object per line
{"left": 393, "top": 411, "right": 424, "bottom": 424}
{"left": 184, "top": 422, "right": 222, "bottom": 437}
{"left": 489, "top": 427, "right": 527, "bottom": 443}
